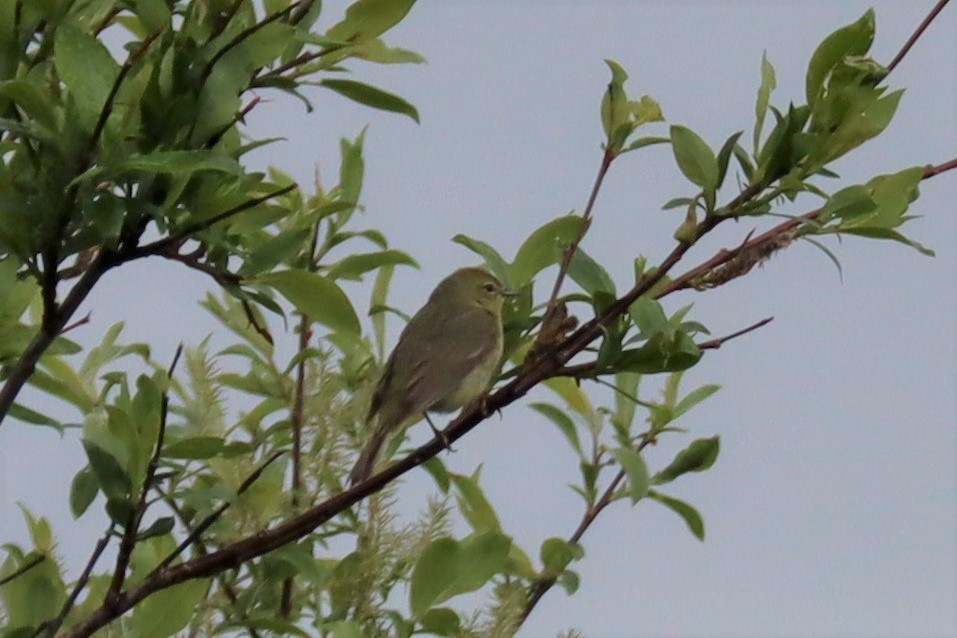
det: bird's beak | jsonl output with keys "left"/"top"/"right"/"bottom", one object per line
{"left": 500, "top": 287, "right": 519, "bottom": 297}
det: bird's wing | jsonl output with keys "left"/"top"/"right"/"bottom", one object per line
{"left": 387, "top": 304, "right": 500, "bottom": 419}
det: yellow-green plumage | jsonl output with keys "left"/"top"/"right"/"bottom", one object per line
{"left": 349, "top": 267, "right": 510, "bottom": 484}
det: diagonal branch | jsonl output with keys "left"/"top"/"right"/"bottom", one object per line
{"left": 887, "top": 0, "right": 951, "bottom": 74}
{"left": 0, "top": 554, "right": 45, "bottom": 587}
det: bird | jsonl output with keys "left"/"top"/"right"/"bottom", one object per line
{"left": 348, "top": 267, "right": 512, "bottom": 485}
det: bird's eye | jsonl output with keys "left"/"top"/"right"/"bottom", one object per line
{"left": 483, "top": 283, "right": 496, "bottom": 294}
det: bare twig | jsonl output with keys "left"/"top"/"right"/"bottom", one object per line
{"left": 887, "top": 0, "right": 951, "bottom": 74}
{"left": 59, "top": 312, "right": 92, "bottom": 336}
{"left": 697, "top": 317, "right": 774, "bottom": 350}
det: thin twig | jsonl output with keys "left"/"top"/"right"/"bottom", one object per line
{"left": 39, "top": 526, "right": 114, "bottom": 637}
{"left": 551, "top": 317, "right": 774, "bottom": 379}
{"left": 201, "top": 2, "right": 301, "bottom": 82}
{"left": 91, "top": 31, "right": 162, "bottom": 150}
{"left": 697, "top": 317, "right": 774, "bottom": 350}
{"left": 155, "top": 487, "right": 263, "bottom": 638}
{"left": 887, "top": 0, "right": 951, "bottom": 74}
{"left": 152, "top": 450, "right": 285, "bottom": 573}
{"left": 0, "top": 553, "right": 45, "bottom": 587}
{"left": 106, "top": 345, "right": 183, "bottom": 602}
{"left": 280, "top": 221, "right": 320, "bottom": 617}
{"left": 59, "top": 312, "right": 92, "bottom": 336}
{"left": 133, "top": 184, "right": 298, "bottom": 258}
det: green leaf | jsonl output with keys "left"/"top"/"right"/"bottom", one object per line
{"left": 82, "top": 441, "right": 131, "bottom": 503}
{"left": 601, "top": 59, "right": 630, "bottom": 149}
{"left": 338, "top": 130, "right": 366, "bottom": 213}
{"left": 451, "top": 234, "right": 511, "bottom": 286}
{"left": 254, "top": 270, "right": 360, "bottom": 335}
{"left": 622, "top": 135, "right": 670, "bottom": 153}
{"left": 419, "top": 608, "right": 461, "bottom": 636}
{"left": 326, "top": 0, "right": 416, "bottom": 43}
{"left": 839, "top": 227, "right": 934, "bottom": 257}
{"left": 409, "top": 532, "right": 511, "bottom": 617}
{"left": 6, "top": 402, "right": 65, "bottom": 431}
{"left": 130, "top": 577, "right": 209, "bottom": 638}
{"left": 543, "top": 377, "right": 595, "bottom": 420}
{"left": 820, "top": 89, "right": 903, "bottom": 162}
{"left": 106, "top": 151, "right": 243, "bottom": 177}
{"left": 629, "top": 296, "right": 671, "bottom": 339}
{"left": 670, "top": 125, "right": 719, "bottom": 193}
{"left": 753, "top": 53, "right": 776, "bottom": 154}
{"left": 647, "top": 490, "right": 705, "bottom": 541}
{"left": 326, "top": 249, "right": 419, "bottom": 281}
{"left": 529, "top": 403, "right": 582, "bottom": 456}
{"left": 540, "top": 537, "right": 581, "bottom": 574}
{"left": 716, "top": 131, "right": 744, "bottom": 190}
{"left": 806, "top": 9, "right": 875, "bottom": 107}
{"left": 673, "top": 384, "right": 721, "bottom": 419}
{"left": 135, "top": 0, "right": 171, "bottom": 31}
{"left": 653, "top": 436, "right": 720, "bottom": 485}
{"left": 240, "top": 228, "right": 311, "bottom": 276}
{"left": 611, "top": 447, "right": 650, "bottom": 503}
{"left": 451, "top": 470, "right": 501, "bottom": 533}
{"left": 612, "top": 372, "right": 641, "bottom": 432}
{"left": 320, "top": 78, "right": 419, "bottom": 122}
{"left": 511, "top": 215, "right": 584, "bottom": 287}
{"left": 617, "top": 332, "right": 702, "bottom": 374}
{"left": 69, "top": 466, "right": 99, "bottom": 519}
{"left": 558, "top": 569, "right": 581, "bottom": 595}
{"left": 567, "top": 248, "right": 615, "bottom": 297}
{"left": 136, "top": 517, "right": 174, "bottom": 541}
{"left": 53, "top": 25, "right": 119, "bottom": 131}
{"left": 163, "top": 436, "right": 226, "bottom": 459}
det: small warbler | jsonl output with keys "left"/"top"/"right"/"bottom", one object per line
{"left": 349, "top": 267, "right": 513, "bottom": 484}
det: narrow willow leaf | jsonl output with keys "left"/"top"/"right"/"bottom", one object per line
{"left": 611, "top": 447, "right": 650, "bottom": 503}
{"left": 648, "top": 490, "right": 705, "bottom": 541}
{"left": 451, "top": 471, "right": 502, "bottom": 533}
{"left": 321, "top": 78, "right": 420, "bottom": 122}
{"left": 753, "top": 53, "right": 776, "bottom": 153}
{"left": 530, "top": 402, "right": 583, "bottom": 456}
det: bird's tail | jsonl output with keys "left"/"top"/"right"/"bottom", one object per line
{"left": 349, "top": 426, "right": 389, "bottom": 486}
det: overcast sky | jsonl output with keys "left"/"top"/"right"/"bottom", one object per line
{"left": 1, "top": 2, "right": 955, "bottom": 636}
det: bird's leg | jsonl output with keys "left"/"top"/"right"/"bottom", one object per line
{"left": 425, "top": 414, "right": 456, "bottom": 452}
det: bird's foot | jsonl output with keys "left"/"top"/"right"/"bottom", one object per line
{"left": 425, "top": 414, "right": 456, "bottom": 452}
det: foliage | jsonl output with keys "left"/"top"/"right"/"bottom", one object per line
{"left": 0, "top": 3, "right": 946, "bottom": 638}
